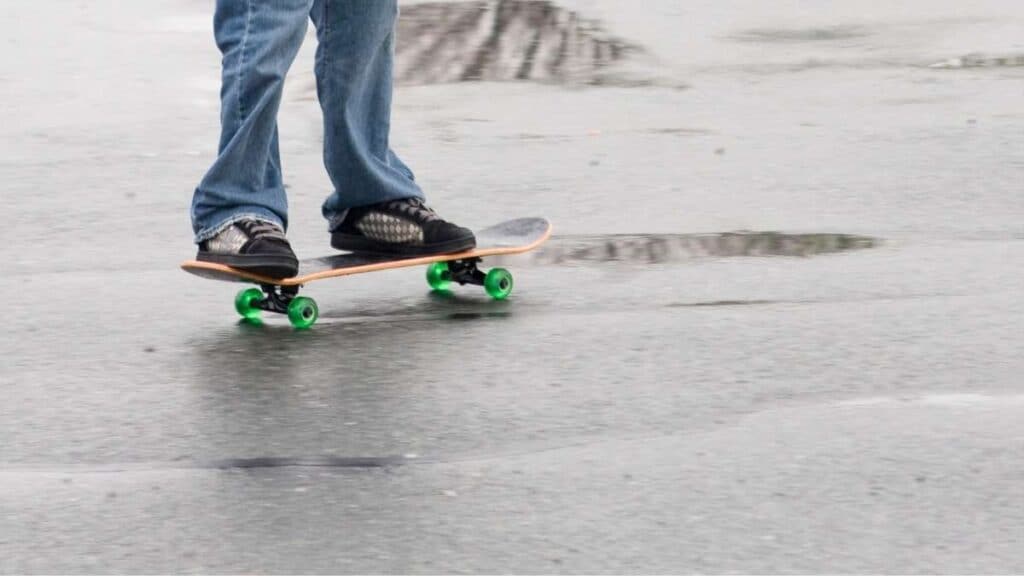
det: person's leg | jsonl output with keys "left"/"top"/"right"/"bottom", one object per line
{"left": 310, "top": 0, "right": 420, "bottom": 220}
{"left": 311, "top": 0, "right": 475, "bottom": 255}
{"left": 191, "top": 0, "right": 313, "bottom": 276}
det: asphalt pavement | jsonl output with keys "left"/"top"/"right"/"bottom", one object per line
{"left": 1, "top": 0, "right": 1023, "bottom": 573}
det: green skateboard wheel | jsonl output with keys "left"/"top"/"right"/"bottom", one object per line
{"left": 484, "top": 268, "right": 513, "bottom": 300}
{"left": 234, "top": 287, "right": 264, "bottom": 321}
{"left": 426, "top": 261, "right": 452, "bottom": 291}
{"left": 287, "top": 296, "right": 319, "bottom": 329}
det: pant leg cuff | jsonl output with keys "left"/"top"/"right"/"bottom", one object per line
{"left": 193, "top": 211, "right": 285, "bottom": 244}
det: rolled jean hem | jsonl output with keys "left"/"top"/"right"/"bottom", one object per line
{"left": 193, "top": 210, "right": 285, "bottom": 244}
{"left": 325, "top": 209, "right": 351, "bottom": 234}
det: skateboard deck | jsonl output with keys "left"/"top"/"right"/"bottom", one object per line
{"left": 181, "top": 217, "right": 551, "bottom": 328}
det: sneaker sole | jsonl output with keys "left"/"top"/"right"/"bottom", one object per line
{"left": 196, "top": 252, "right": 299, "bottom": 279}
{"left": 331, "top": 233, "right": 477, "bottom": 256}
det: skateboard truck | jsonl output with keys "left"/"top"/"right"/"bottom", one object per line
{"left": 256, "top": 284, "right": 300, "bottom": 315}
{"left": 445, "top": 258, "right": 487, "bottom": 286}
{"left": 425, "top": 258, "right": 513, "bottom": 301}
{"left": 234, "top": 284, "right": 319, "bottom": 329}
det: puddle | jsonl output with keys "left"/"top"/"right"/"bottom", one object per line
{"left": 512, "top": 232, "right": 877, "bottom": 265}
{"left": 730, "top": 25, "right": 871, "bottom": 44}
{"left": 929, "top": 52, "right": 1024, "bottom": 69}
{"left": 394, "top": 0, "right": 644, "bottom": 86}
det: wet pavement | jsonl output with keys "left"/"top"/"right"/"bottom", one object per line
{"left": 2, "top": 0, "right": 1024, "bottom": 573}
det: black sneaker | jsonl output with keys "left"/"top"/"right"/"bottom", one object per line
{"left": 196, "top": 219, "right": 299, "bottom": 278}
{"left": 330, "top": 197, "right": 476, "bottom": 255}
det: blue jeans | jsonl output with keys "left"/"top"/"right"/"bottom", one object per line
{"left": 191, "top": 0, "right": 423, "bottom": 243}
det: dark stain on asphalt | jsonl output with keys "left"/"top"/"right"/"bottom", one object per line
{"left": 207, "top": 456, "right": 411, "bottom": 469}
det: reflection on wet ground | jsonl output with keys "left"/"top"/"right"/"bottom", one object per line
{"left": 395, "top": 0, "right": 642, "bottom": 85}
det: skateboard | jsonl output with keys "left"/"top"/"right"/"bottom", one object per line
{"left": 181, "top": 217, "right": 552, "bottom": 328}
